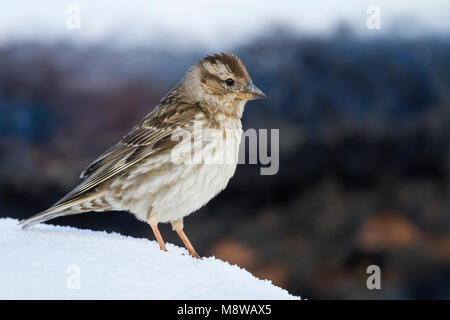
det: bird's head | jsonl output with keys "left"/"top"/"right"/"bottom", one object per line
{"left": 198, "top": 52, "right": 266, "bottom": 101}
{"left": 172, "top": 53, "right": 266, "bottom": 116}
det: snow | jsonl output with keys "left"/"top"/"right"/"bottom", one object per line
{"left": 0, "top": 218, "right": 298, "bottom": 299}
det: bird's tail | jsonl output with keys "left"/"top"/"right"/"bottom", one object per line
{"left": 18, "top": 185, "right": 113, "bottom": 229}
{"left": 18, "top": 208, "right": 72, "bottom": 229}
{"left": 18, "top": 193, "right": 102, "bottom": 229}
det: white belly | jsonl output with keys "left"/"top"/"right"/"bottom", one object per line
{"left": 155, "top": 160, "right": 238, "bottom": 223}
{"left": 111, "top": 124, "right": 242, "bottom": 224}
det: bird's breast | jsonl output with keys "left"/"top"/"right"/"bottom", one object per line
{"left": 113, "top": 117, "right": 243, "bottom": 223}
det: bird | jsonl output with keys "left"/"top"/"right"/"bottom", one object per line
{"left": 18, "top": 52, "right": 266, "bottom": 259}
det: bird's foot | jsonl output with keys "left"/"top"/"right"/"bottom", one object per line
{"left": 189, "top": 249, "right": 201, "bottom": 259}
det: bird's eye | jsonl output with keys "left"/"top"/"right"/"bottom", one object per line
{"left": 225, "top": 78, "right": 234, "bottom": 86}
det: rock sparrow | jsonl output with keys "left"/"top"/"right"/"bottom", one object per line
{"left": 19, "top": 52, "right": 266, "bottom": 258}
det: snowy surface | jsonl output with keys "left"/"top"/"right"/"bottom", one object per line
{"left": 0, "top": 218, "right": 298, "bottom": 299}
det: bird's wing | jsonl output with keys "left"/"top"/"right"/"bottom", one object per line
{"left": 48, "top": 102, "right": 202, "bottom": 213}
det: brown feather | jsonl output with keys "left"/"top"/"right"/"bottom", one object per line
{"left": 38, "top": 102, "right": 203, "bottom": 217}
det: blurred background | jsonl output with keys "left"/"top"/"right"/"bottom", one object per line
{"left": 2, "top": 0, "right": 450, "bottom": 299}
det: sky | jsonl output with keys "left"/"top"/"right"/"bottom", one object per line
{"left": 0, "top": 0, "right": 449, "bottom": 49}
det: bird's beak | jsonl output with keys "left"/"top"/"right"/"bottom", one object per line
{"left": 236, "top": 82, "right": 267, "bottom": 100}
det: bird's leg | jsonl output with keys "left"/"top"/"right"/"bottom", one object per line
{"left": 150, "top": 224, "right": 167, "bottom": 252}
{"left": 171, "top": 219, "right": 201, "bottom": 259}
{"left": 147, "top": 210, "right": 167, "bottom": 252}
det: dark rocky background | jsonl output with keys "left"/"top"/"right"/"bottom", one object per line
{"left": 2, "top": 30, "right": 450, "bottom": 299}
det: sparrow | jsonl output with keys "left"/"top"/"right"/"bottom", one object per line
{"left": 19, "top": 52, "right": 266, "bottom": 258}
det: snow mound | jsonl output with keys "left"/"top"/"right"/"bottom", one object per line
{"left": 0, "top": 218, "right": 298, "bottom": 299}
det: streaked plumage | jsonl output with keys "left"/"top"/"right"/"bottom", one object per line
{"left": 19, "top": 52, "right": 266, "bottom": 258}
